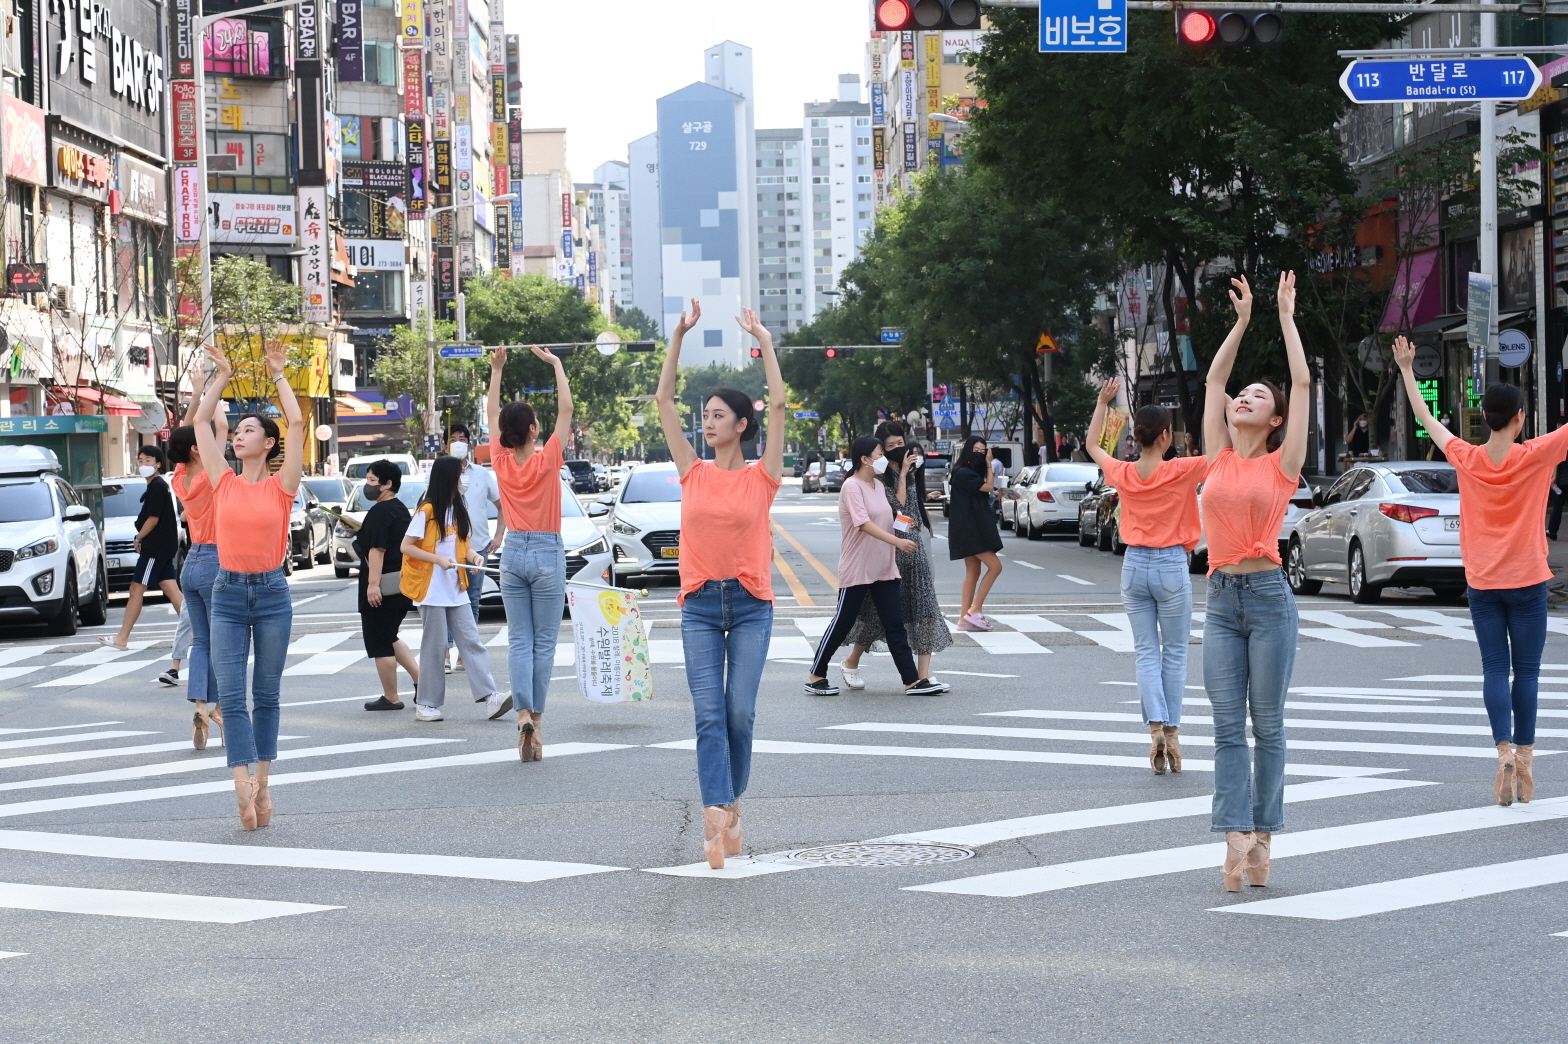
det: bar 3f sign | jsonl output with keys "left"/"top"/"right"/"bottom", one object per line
{"left": 1040, "top": 0, "right": 1125, "bottom": 53}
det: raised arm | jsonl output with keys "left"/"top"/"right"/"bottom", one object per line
{"left": 1084, "top": 378, "right": 1120, "bottom": 468}
{"left": 267, "top": 341, "right": 305, "bottom": 495}
{"left": 1276, "top": 270, "right": 1312, "bottom": 480}
{"left": 655, "top": 300, "right": 700, "bottom": 476}
{"left": 531, "top": 345, "right": 572, "bottom": 447}
{"left": 1392, "top": 336, "right": 1456, "bottom": 453}
{"left": 485, "top": 346, "right": 507, "bottom": 441}
{"left": 191, "top": 342, "right": 233, "bottom": 489}
{"left": 1204, "top": 274, "right": 1253, "bottom": 461}
{"left": 737, "top": 307, "right": 787, "bottom": 480}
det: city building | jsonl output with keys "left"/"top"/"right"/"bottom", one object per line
{"left": 803, "top": 75, "right": 873, "bottom": 319}
{"left": 627, "top": 133, "right": 663, "bottom": 329}
{"left": 754, "top": 127, "right": 805, "bottom": 337}
{"left": 867, "top": 29, "right": 981, "bottom": 209}
{"left": 592, "top": 161, "right": 632, "bottom": 313}
{"left": 516, "top": 127, "right": 573, "bottom": 280}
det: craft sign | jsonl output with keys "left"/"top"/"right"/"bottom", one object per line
{"left": 1340, "top": 58, "right": 1541, "bottom": 103}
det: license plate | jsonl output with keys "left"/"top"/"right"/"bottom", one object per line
{"left": 1067, "top": 492, "right": 1085, "bottom": 501}
{"left": 106, "top": 557, "right": 120, "bottom": 569}
{"left": 1443, "top": 517, "right": 1460, "bottom": 532}
{"left": 661, "top": 547, "right": 680, "bottom": 559}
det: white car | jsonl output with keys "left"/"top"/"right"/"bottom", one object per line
{"left": 331, "top": 477, "right": 429, "bottom": 577}
{"left": 607, "top": 464, "right": 630, "bottom": 487}
{"left": 344, "top": 453, "right": 419, "bottom": 479}
{"left": 478, "top": 478, "right": 613, "bottom": 605}
{"left": 0, "top": 446, "right": 107, "bottom": 634}
{"left": 100, "top": 477, "right": 184, "bottom": 591}
{"left": 1189, "top": 474, "right": 1317, "bottom": 574}
{"left": 1287, "top": 462, "right": 1464, "bottom": 602}
{"left": 1004, "top": 462, "right": 1100, "bottom": 538}
{"left": 603, "top": 462, "right": 682, "bottom": 585}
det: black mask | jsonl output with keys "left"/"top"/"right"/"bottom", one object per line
{"left": 885, "top": 446, "right": 908, "bottom": 465}
{"left": 364, "top": 481, "right": 381, "bottom": 499}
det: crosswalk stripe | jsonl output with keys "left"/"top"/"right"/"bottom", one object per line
{"left": 487, "top": 626, "right": 509, "bottom": 647}
{"left": 968, "top": 632, "right": 1051, "bottom": 655}
{"left": 988, "top": 614, "right": 1072, "bottom": 633}
{"left": 1079, "top": 630, "right": 1135, "bottom": 652}
{"left": 0, "top": 665, "right": 47, "bottom": 683}
{"left": 0, "top": 742, "right": 632, "bottom": 819}
{"left": 282, "top": 651, "right": 363, "bottom": 676}
{"left": 55, "top": 642, "right": 155, "bottom": 667}
{"left": 33, "top": 659, "right": 163, "bottom": 687}
{"left": 285, "top": 631, "right": 356, "bottom": 655}
{"left": 767, "top": 636, "right": 816, "bottom": 660}
{"left": 0, "top": 730, "right": 157, "bottom": 752}
{"left": 1298, "top": 611, "right": 1384, "bottom": 630}
{"left": 791, "top": 617, "right": 830, "bottom": 638}
{"left": 643, "top": 857, "right": 809, "bottom": 879}
{"left": 0, "top": 738, "right": 458, "bottom": 793}
{"left": 0, "top": 737, "right": 304, "bottom": 771}
{"left": 987, "top": 707, "right": 1568, "bottom": 740}
{"left": 1294, "top": 686, "right": 1489, "bottom": 698}
{"left": 888, "top": 776, "right": 1428, "bottom": 847}
{"left": 1299, "top": 627, "right": 1415, "bottom": 647}
{"left": 907, "top": 797, "right": 1568, "bottom": 898}
{"left": 1213, "top": 853, "right": 1568, "bottom": 920}
{"left": 824, "top": 721, "right": 1537, "bottom": 759}
{"left": 0, "top": 951, "right": 25, "bottom": 959}
{"left": 0, "top": 721, "right": 123, "bottom": 736}
{"left": 0, "top": 829, "right": 626, "bottom": 885}
{"left": 646, "top": 738, "right": 1395, "bottom": 778}
{"left": 0, "top": 881, "right": 340, "bottom": 923}
{"left": 1397, "top": 675, "right": 1568, "bottom": 685}
{"left": 0, "top": 645, "right": 57, "bottom": 666}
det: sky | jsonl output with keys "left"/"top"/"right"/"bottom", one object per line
{"left": 506, "top": 0, "right": 873, "bottom": 178}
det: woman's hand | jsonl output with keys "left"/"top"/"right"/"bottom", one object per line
{"left": 1229, "top": 274, "right": 1253, "bottom": 322}
{"left": 894, "top": 537, "right": 918, "bottom": 554}
{"left": 490, "top": 346, "right": 507, "bottom": 371}
{"left": 470, "top": 551, "right": 485, "bottom": 567}
{"left": 435, "top": 556, "right": 457, "bottom": 571}
{"left": 263, "top": 340, "right": 286, "bottom": 379}
{"left": 674, "top": 299, "right": 701, "bottom": 334}
{"left": 529, "top": 345, "right": 561, "bottom": 368}
{"left": 1391, "top": 335, "right": 1416, "bottom": 372}
{"left": 901, "top": 450, "right": 917, "bottom": 474}
{"left": 1277, "top": 270, "right": 1296, "bottom": 317}
{"left": 734, "top": 306, "right": 768, "bottom": 341}
{"left": 1097, "top": 378, "right": 1121, "bottom": 406}
{"left": 367, "top": 585, "right": 383, "bottom": 608}
{"left": 205, "top": 340, "right": 233, "bottom": 377}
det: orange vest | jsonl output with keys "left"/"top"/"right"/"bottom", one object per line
{"left": 400, "top": 503, "right": 471, "bottom": 601}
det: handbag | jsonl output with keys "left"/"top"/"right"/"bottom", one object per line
{"left": 378, "top": 570, "right": 403, "bottom": 597}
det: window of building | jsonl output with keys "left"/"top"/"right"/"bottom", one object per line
{"left": 857, "top": 211, "right": 871, "bottom": 220}
{"left": 811, "top": 137, "right": 828, "bottom": 147}
{"left": 810, "top": 119, "right": 827, "bottom": 127}
{"left": 855, "top": 156, "right": 869, "bottom": 166}
{"left": 855, "top": 137, "right": 871, "bottom": 147}
{"left": 855, "top": 175, "right": 871, "bottom": 184}
{"left": 856, "top": 193, "right": 871, "bottom": 202}
{"left": 703, "top": 330, "right": 723, "bottom": 347}
{"left": 360, "top": 42, "right": 398, "bottom": 85}
{"left": 347, "top": 270, "right": 404, "bottom": 313}
{"left": 855, "top": 117, "right": 870, "bottom": 126}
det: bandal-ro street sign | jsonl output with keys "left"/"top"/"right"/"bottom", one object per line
{"left": 1339, "top": 58, "right": 1541, "bottom": 104}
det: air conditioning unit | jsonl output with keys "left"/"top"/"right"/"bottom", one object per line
{"left": 49, "top": 285, "right": 75, "bottom": 313}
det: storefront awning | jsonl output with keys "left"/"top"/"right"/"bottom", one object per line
{"left": 56, "top": 386, "right": 143, "bottom": 416}
{"left": 335, "top": 394, "right": 380, "bottom": 415}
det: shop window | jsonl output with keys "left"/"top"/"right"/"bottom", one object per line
{"left": 347, "top": 271, "right": 404, "bottom": 314}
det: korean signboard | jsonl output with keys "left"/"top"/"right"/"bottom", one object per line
{"left": 903, "top": 122, "right": 917, "bottom": 171}
{"left": 296, "top": 1, "right": 319, "bottom": 60}
{"left": 1038, "top": 0, "right": 1126, "bottom": 53}
{"left": 495, "top": 209, "right": 510, "bottom": 269}
{"left": 174, "top": 165, "right": 202, "bottom": 241}
{"left": 46, "top": 0, "right": 167, "bottom": 156}
{"left": 506, "top": 35, "right": 521, "bottom": 105}
{"left": 211, "top": 193, "right": 298, "bottom": 244}
{"left": 901, "top": 31, "right": 915, "bottom": 68}
{"left": 401, "top": 0, "right": 423, "bottom": 42}
{"left": 403, "top": 49, "right": 424, "bottom": 119}
{"left": 431, "top": 141, "right": 452, "bottom": 207}
{"left": 343, "top": 240, "right": 406, "bottom": 270}
{"left": 49, "top": 123, "right": 112, "bottom": 203}
{"left": 337, "top": 0, "right": 363, "bottom": 81}
{"left": 170, "top": 0, "right": 195, "bottom": 78}
{"left": 407, "top": 121, "right": 427, "bottom": 217}
{"left": 872, "top": 127, "right": 885, "bottom": 171}
{"left": 172, "top": 81, "right": 199, "bottom": 162}
{"left": 300, "top": 187, "right": 329, "bottom": 323}
{"left": 117, "top": 154, "right": 167, "bottom": 225}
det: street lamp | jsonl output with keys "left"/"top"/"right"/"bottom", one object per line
{"left": 928, "top": 112, "right": 969, "bottom": 125}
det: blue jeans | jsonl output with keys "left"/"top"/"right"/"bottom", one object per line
{"left": 1468, "top": 582, "right": 1548, "bottom": 745}
{"left": 210, "top": 567, "right": 292, "bottom": 768}
{"left": 1204, "top": 568, "right": 1297, "bottom": 834}
{"left": 180, "top": 544, "right": 219, "bottom": 705}
{"left": 499, "top": 531, "right": 565, "bottom": 714}
{"left": 681, "top": 579, "right": 773, "bottom": 807}
{"left": 1121, "top": 545, "right": 1192, "bottom": 727}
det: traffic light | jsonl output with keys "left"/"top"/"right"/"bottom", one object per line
{"left": 824, "top": 347, "right": 854, "bottom": 359}
{"left": 750, "top": 347, "right": 762, "bottom": 359}
{"left": 626, "top": 341, "right": 657, "bottom": 352}
{"left": 874, "top": 0, "right": 980, "bottom": 32}
{"left": 1177, "top": 10, "right": 1283, "bottom": 46}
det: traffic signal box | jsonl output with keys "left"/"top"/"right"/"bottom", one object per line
{"left": 1176, "top": 10, "right": 1285, "bottom": 46}
{"left": 824, "top": 347, "right": 854, "bottom": 359}
{"left": 874, "top": 0, "right": 982, "bottom": 32}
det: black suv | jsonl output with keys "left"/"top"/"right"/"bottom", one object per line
{"left": 564, "top": 459, "right": 597, "bottom": 494}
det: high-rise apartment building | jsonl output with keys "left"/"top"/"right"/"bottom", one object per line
{"left": 516, "top": 128, "right": 572, "bottom": 280}
{"left": 754, "top": 128, "right": 805, "bottom": 338}
{"left": 803, "top": 76, "right": 873, "bottom": 319}
{"left": 592, "top": 161, "right": 632, "bottom": 312}
{"left": 627, "top": 134, "right": 664, "bottom": 329}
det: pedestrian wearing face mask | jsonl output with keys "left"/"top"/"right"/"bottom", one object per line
{"left": 357, "top": 459, "right": 421, "bottom": 711}
{"left": 443, "top": 424, "right": 501, "bottom": 674}
{"left": 101, "top": 445, "right": 184, "bottom": 650}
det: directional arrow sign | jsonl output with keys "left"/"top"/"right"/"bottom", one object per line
{"left": 1340, "top": 58, "right": 1541, "bottom": 104}
{"left": 793, "top": 410, "right": 819, "bottom": 419}
{"left": 437, "top": 342, "right": 484, "bottom": 358}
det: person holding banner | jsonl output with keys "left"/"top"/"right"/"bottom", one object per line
{"left": 655, "top": 301, "right": 786, "bottom": 870}
{"left": 1085, "top": 379, "right": 1206, "bottom": 775}
{"left": 486, "top": 344, "right": 573, "bottom": 762}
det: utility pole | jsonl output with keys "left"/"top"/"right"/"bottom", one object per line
{"left": 1480, "top": 0, "right": 1499, "bottom": 402}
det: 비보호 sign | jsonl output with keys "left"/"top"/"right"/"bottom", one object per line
{"left": 1039, "top": 0, "right": 1126, "bottom": 53}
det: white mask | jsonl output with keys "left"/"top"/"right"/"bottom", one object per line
{"left": 450, "top": 441, "right": 470, "bottom": 460}
{"left": 138, "top": 465, "right": 156, "bottom": 477}
{"left": 871, "top": 456, "right": 889, "bottom": 475}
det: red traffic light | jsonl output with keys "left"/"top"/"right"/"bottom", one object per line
{"left": 825, "top": 348, "right": 842, "bottom": 358}
{"left": 750, "top": 347, "right": 762, "bottom": 358}
{"left": 875, "top": 0, "right": 912, "bottom": 31}
{"left": 1179, "top": 11, "right": 1216, "bottom": 44}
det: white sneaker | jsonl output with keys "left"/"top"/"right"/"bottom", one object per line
{"left": 839, "top": 666, "right": 866, "bottom": 690}
{"left": 484, "top": 693, "right": 513, "bottom": 720}
{"left": 414, "top": 704, "right": 444, "bottom": 722}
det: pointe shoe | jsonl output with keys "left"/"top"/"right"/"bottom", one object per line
{"left": 1245, "top": 832, "right": 1271, "bottom": 886}
{"left": 192, "top": 710, "right": 209, "bottom": 751}
{"left": 703, "top": 805, "right": 729, "bottom": 869}
{"left": 253, "top": 776, "right": 272, "bottom": 828}
{"left": 528, "top": 712, "right": 544, "bottom": 761}
{"left": 234, "top": 777, "right": 258, "bottom": 831}
{"left": 723, "top": 802, "right": 743, "bottom": 857}
{"left": 1516, "top": 745, "right": 1535, "bottom": 803}
{"left": 1496, "top": 742, "right": 1517, "bottom": 807}
{"left": 1222, "top": 831, "right": 1255, "bottom": 892}
{"left": 1162, "top": 726, "right": 1183, "bottom": 773}
{"left": 1148, "top": 724, "right": 1166, "bottom": 775}
{"left": 518, "top": 715, "right": 536, "bottom": 762}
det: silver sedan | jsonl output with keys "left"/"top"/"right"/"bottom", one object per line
{"left": 1286, "top": 461, "right": 1464, "bottom": 602}
{"left": 1009, "top": 462, "right": 1100, "bottom": 538}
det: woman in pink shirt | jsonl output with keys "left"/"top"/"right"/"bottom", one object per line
{"left": 654, "top": 301, "right": 787, "bottom": 870}
{"left": 1201, "top": 272, "right": 1312, "bottom": 891}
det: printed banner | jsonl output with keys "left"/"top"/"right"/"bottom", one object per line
{"left": 1097, "top": 408, "right": 1128, "bottom": 456}
{"left": 174, "top": 165, "right": 202, "bottom": 242}
{"left": 1, "top": 96, "right": 47, "bottom": 186}
{"left": 337, "top": 0, "right": 363, "bottom": 81}
{"left": 567, "top": 583, "right": 653, "bottom": 704}
{"left": 299, "top": 187, "right": 330, "bottom": 324}
{"left": 407, "top": 120, "right": 427, "bottom": 217}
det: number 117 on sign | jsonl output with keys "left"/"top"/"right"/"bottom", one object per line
{"left": 1039, "top": 0, "right": 1127, "bottom": 53}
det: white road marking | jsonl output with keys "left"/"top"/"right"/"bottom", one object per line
{"left": 767, "top": 636, "right": 816, "bottom": 660}
{"left": 285, "top": 631, "right": 356, "bottom": 656}
{"left": 646, "top": 738, "right": 1395, "bottom": 778}
{"left": 1299, "top": 628, "right": 1416, "bottom": 648}
{"left": 1396, "top": 675, "right": 1568, "bottom": 685}
{"left": 0, "top": 731, "right": 157, "bottom": 752}
{"left": 989, "top": 615, "right": 1071, "bottom": 633}
{"left": 1298, "top": 611, "right": 1385, "bottom": 630}
{"left": 989, "top": 707, "right": 1568, "bottom": 739}
{"left": 1009, "top": 558, "right": 1045, "bottom": 570}
{"left": 0, "top": 646, "right": 57, "bottom": 666}
{"left": 55, "top": 642, "right": 156, "bottom": 667}
{"left": 0, "top": 721, "right": 124, "bottom": 736}
{"left": 791, "top": 617, "right": 831, "bottom": 638}
{"left": 1057, "top": 575, "right": 1094, "bottom": 586}
{"left": 0, "top": 881, "right": 340, "bottom": 923}
{"left": 33, "top": 660, "right": 164, "bottom": 688}
{"left": 908, "top": 798, "right": 1568, "bottom": 898}
{"left": 0, "top": 829, "right": 625, "bottom": 885}
{"left": 968, "top": 632, "right": 1051, "bottom": 655}
{"left": 289, "top": 593, "right": 330, "bottom": 609}
{"left": 934, "top": 671, "right": 1018, "bottom": 678}
{"left": 0, "top": 951, "right": 25, "bottom": 959}
{"left": 281, "top": 695, "right": 377, "bottom": 706}
{"left": 282, "top": 651, "right": 363, "bottom": 676}
{"left": 0, "top": 737, "right": 301, "bottom": 770}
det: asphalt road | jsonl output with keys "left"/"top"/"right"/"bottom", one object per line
{"left": 0, "top": 478, "right": 1564, "bottom": 1043}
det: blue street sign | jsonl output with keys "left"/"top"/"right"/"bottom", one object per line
{"left": 1339, "top": 58, "right": 1541, "bottom": 103}
{"left": 438, "top": 342, "right": 484, "bottom": 358}
{"left": 1039, "top": 0, "right": 1126, "bottom": 54}
{"left": 793, "top": 410, "right": 819, "bottom": 420}
{"left": 880, "top": 327, "right": 905, "bottom": 344}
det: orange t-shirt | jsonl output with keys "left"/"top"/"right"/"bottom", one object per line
{"left": 1099, "top": 456, "right": 1208, "bottom": 551}
{"left": 492, "top": 434, "right": 564, "bottom": 533}
{"left": 211, "top": 470, "right": 295, "bottom": 573}
{"left": 1444, "top": 426, "right": 1568, "bottom": 589}
{"left": 171, "top": 464, "right": 216, "bottom": 545}
{"left": 1200, "top": 448, "right": 1299, "bottom": 575}
{"left": 677, "top": 460, "right": 782, "bottom": 606}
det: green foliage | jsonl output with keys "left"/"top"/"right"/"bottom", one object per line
{"left": 613, "top": 305, "right": 662, "bottom": 341}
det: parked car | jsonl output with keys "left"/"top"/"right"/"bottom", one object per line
{"left": 289, "top": 487, "right": 332, "bottom": 571}
{"left": 801, "top": 459, "right": 826, "bottom": 493}
{"left": 1188, "top": 474, "right": 1317, "bottom": 574}
{"left": 1008, "top": 462, "right": 1100, "bottom": 538}
{"left": 343, "top": 453, "right": 418, "bottom": 479}
{"left": 101, "top": 476, "right": 186, "bottom": 591}
{"left": 564, "top": 459, "right": 598, "bottom": 494}
{"left": 605, "top": 462, "right": 683, "bottom": 585}
{"left": 1286, "top": 462, "right": 1463, "bottom": 602}
{"left": 479, "top": 479, "right": 613, "bottom": 606}
{"left": 607, "top": 464, "right": 630, "bottom": 487}
{"left": 590, "top": 464, "right": 610, "bottom": 491}
{"left": 331, "top": 478, "right": 429, "bottom": 577}
{"left": 1077, "top": 474, "right": 1122, "bottom": 552}
{"left": 821, "top": 459, "right": 853, "bottom": 493}
{"left": 302, "top": 475, "right": 352, "bottom": 514}
{"left": 0, "top": 446, "right": 107, "bottom": 634}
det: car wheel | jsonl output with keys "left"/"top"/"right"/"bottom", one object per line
{"left": 1431, "top": 582, "right": 1467, "bottom": 600}
{"left": 1096, "top": 515, "right": 1113, "bottom": 552}
{"left": 1286, "top": 538, "right": 1322, "bottom": 595}
{"left": 1078, "top": 515, "right": 1094, "bottom": 547}
{"left": 315, "top": 534, "right": 331, "bottom": 563}
{"left": 1349, "top": 542, "right": 1381, "bottom": 603}
{"left": 1027, "top": 515, "right": 1044, "bottom": 541}
{"left": 335, "top": 565, "right": 351, "bottom": 579}
{"left": 79, "top": 557, "right": 109, "bottom": 626}
{"left": 283, "top": 550, "right": 295, "bottom": 577}
{"left": 45, "top": 574, "right": 78, "bottom": 636}
{"left": 1111, "top": 519, "right": 1126, "bottom": 555}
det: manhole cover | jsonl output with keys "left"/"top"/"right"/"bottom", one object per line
{"left": 785, "top": 842, "right": 974, "bottom": 868}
